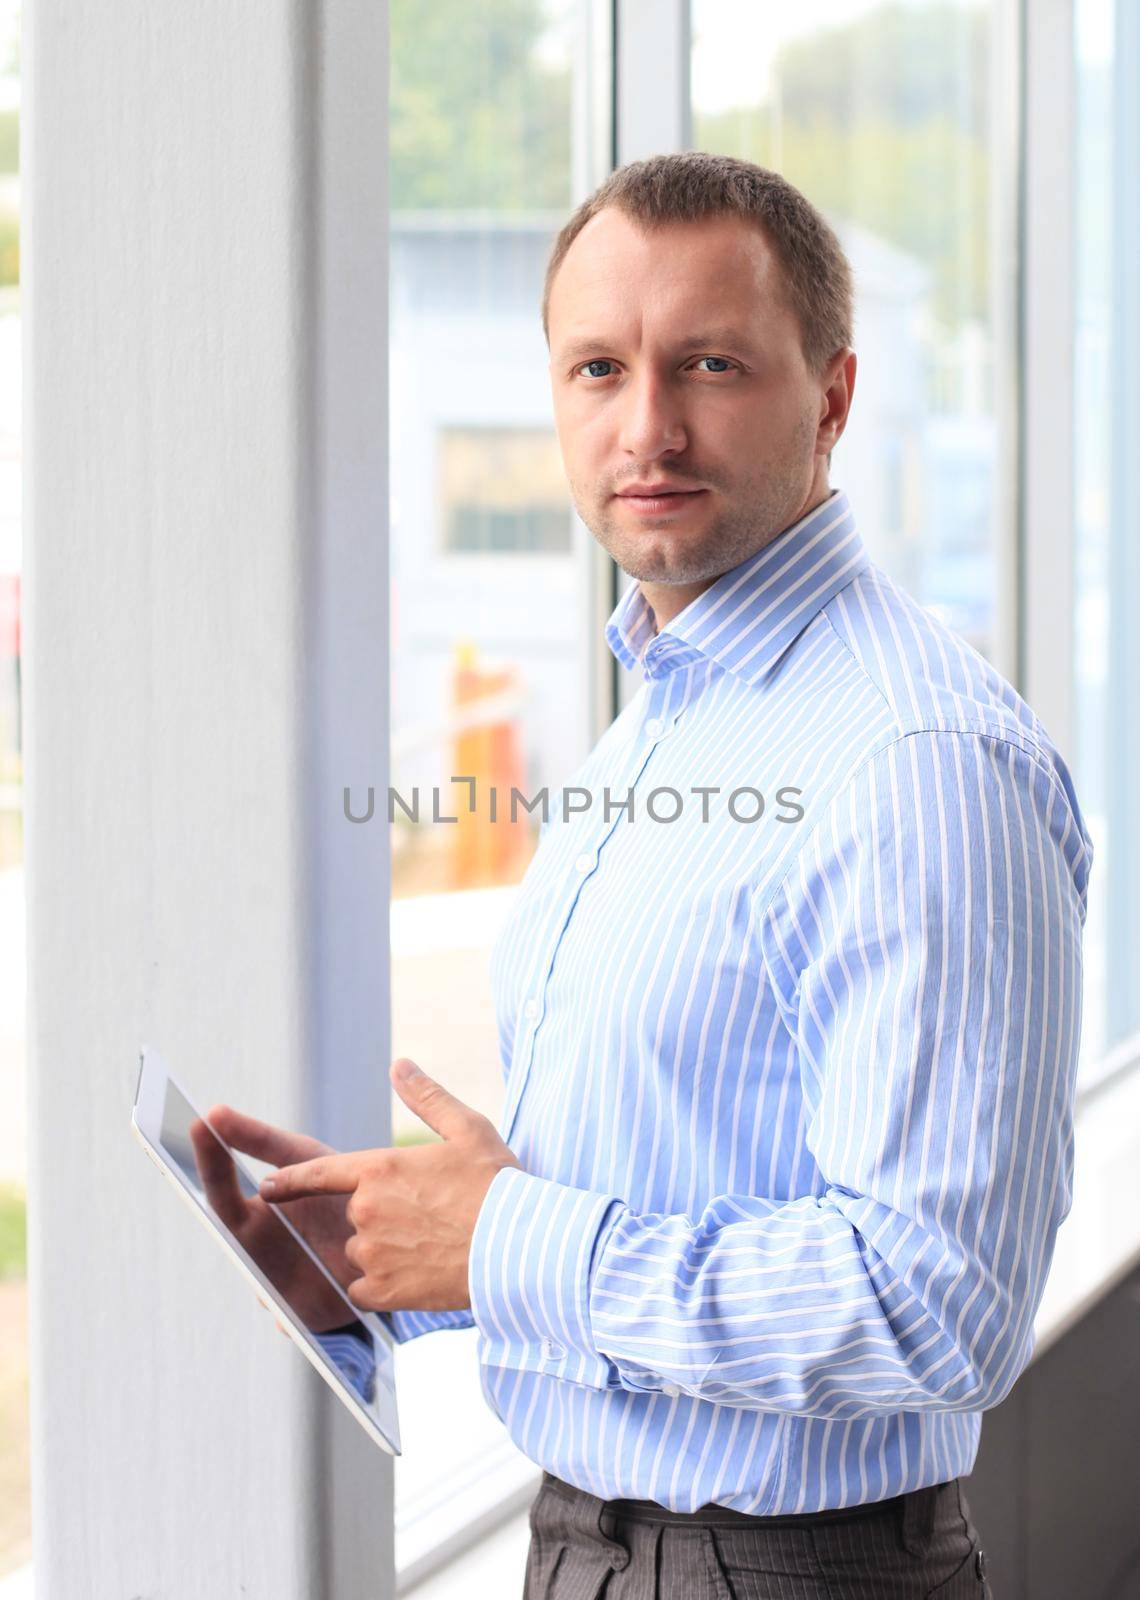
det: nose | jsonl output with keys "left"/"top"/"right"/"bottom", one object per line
{"left": 617, "top": 367, "right": 688, "bottom": 460}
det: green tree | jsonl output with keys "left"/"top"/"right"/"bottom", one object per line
{"left": 695, "top": 3, "right": 991, "bottom": 331}
{"left": 391, "top": 0, "right": 573, "bottom": 211}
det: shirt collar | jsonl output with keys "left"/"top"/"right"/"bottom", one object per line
{"left": 604, "top": 487, "right": 871, "bottom": 688}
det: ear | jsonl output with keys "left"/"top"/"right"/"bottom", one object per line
{"left": 818, "top": 347, "right": 856, "bottom": 457}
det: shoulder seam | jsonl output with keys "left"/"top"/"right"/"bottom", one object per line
{"left": 818, "top": 586, "right": 1050, "bottom": 768}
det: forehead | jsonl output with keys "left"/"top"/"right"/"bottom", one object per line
{"left": 548, "top": 207, "right": 793, "bottom": 347}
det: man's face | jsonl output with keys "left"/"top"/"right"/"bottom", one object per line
{"left": 546, "top": 207, "right": 853, "bottom": 588}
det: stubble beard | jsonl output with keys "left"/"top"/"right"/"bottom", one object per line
{"left": 572, "top": 424, "right": 821, "bottom": 587}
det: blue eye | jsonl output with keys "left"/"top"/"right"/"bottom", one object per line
{"left": 574, "top": 355, "right": 736, "bottom": 379}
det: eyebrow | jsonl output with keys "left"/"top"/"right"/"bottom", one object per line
{"left": 555, "top": 326, "right": 759, "bottom": 366}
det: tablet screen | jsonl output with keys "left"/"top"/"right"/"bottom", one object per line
{"left": 148, "top": 1070, "right": 397, "bottom": 1434}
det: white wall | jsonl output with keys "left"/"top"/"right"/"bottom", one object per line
{"left": 24, "top": 2, "right": 394, "bottom": 1594}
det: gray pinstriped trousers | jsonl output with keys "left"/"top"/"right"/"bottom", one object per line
{"left": 522, "top": 1470, "right": 993, "bottom": 1599}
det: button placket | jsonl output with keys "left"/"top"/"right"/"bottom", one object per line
{"left": 500, "top": 690, "right": 685, "bottom": 1148}
{"left": 639, "top": 677, "right": 685, "bottom": 745}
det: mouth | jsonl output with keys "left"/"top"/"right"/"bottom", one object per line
{"left": 615, "top": 489, "right": 708, "bottom": 515}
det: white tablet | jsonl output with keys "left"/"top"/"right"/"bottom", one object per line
{"left": 131, "top": 1044, "right": 400, "bottom": 1456}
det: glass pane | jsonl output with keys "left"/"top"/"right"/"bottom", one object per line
{"left": 1073, "top": 0, "right": 1140, "bottom": 1069}
{"left": 691, "top": 0, "right": 1005, "bottom": 662}
{"left": 388, "top": 0, "right": 611, "bottom": 1577}
{"left": 389, "top": 0, "right": 610, "bottom": 1116}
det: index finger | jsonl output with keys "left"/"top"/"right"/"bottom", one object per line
{"left": 259, "top": 1150, "right": 366, "bottom": 1202}
{"left": 205, "top": 1104, "right": 332, "bottom": 1167}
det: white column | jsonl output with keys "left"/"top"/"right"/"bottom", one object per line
{"left": 1021, "top": 0, "right": 1076, "bottom": 758}
{"left": 24, "top": 3, "right": 392, "bottom": 1595}
{"left": 615, "top": 0, "right": 691, "bottom": 162}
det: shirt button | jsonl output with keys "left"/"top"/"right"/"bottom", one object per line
{"left": 644, "top": 717, "right": 664, "bottom": 737}
{"left": 662, "top": 1382, "right": 682, "bottom": 1397}
{"left": 574, "top": 852, "right": 594, "bottom": 873}
{"left": 523, "top": 998, "right": 540, "bottom": 1022}
{"left": 540, "top": 1336, "right": 565, "bottom": 1361}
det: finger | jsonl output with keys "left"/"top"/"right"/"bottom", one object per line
{"left": 258, "top": 1150, "right": 365, "bottom": 1202}
{"left": 206, "top": 1104, "right": 331, "bottom": 1167}
{"left": 346, "top": 1275, "right": 374, "bottom": 1312}
{"left": 190, "top": 1116, "right": 249, "bottom": 1230}
{"left": 389, "top": 1057, "right": 493, "bottom": 1144}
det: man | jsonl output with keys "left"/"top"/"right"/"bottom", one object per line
{"left": 211, "top": 152, "right": 1090, "bottom": 1596}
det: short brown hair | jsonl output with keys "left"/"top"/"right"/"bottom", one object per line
{"left": 542, "top": 151, "right": 854, "bottom": 379}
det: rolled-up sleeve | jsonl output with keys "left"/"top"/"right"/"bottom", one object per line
{"left": 466, "top": 729, "right": 1092, "bottom": 1416}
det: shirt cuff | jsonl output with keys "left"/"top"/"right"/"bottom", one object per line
{"left": 467, "top": 1164, "right": 626, "bottom": 1390}
{"left": 376, "top": 1307, "right": 476, "bottom": 1344}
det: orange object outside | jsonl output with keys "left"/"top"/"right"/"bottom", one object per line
{"left": 449, "top": 640, "right": 533, "bottom": 889}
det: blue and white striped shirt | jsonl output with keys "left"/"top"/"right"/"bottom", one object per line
{"left": 385, "top": 486, "right": 1093, "bottom": 1514}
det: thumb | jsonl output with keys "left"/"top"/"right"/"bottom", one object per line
{"left": 389, "top": 1057, "right": 494, "bottom": 1145}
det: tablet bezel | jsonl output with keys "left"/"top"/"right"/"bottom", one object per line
{"left": 131, "top": 1043, "right": 400, "bottom": 1457}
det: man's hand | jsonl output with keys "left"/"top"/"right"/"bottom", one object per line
{"left": 259, "top": 1058, "right": 522, "bottom": 1314}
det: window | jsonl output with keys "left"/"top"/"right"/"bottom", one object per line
{"left": 387, "top": 0, "right": 612, "bottom": 1586}
{"left": 690, "top": 0, "right": 1010, "bottom": 666}
{"left": 1073, "top": 0, "right": 1140, "bottom": 1079}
